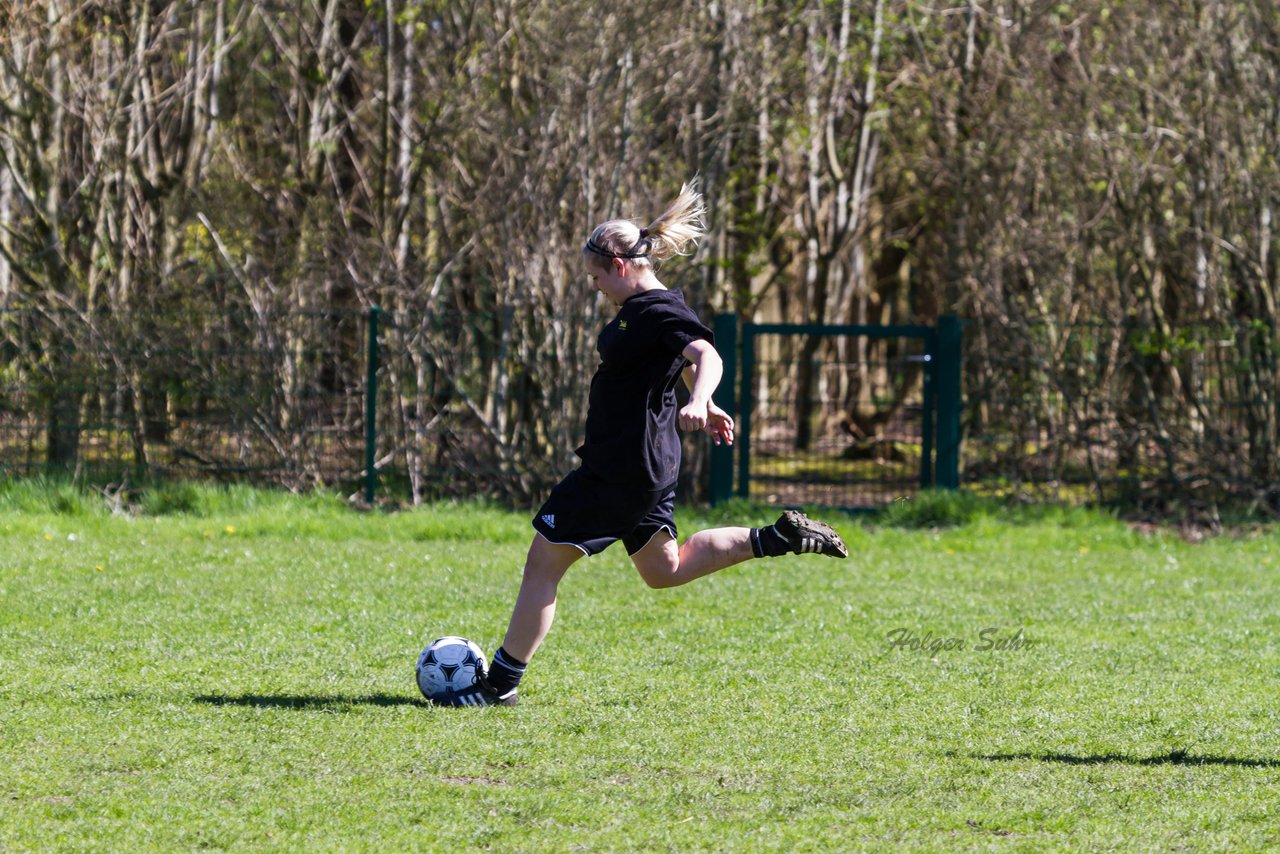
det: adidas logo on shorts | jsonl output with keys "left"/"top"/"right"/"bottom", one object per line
{"left": 541, "top": 514, "right": 556, "bottom": 529}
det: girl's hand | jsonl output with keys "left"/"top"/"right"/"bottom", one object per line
{"left": 704, "top": 402, "right": 735, "bottom": 446}
{"left": 678, "top": 400, "right": 709, "bottom": 432}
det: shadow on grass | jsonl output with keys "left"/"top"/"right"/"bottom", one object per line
{"left": 194, "top": 692, "right": 426, "bottom": 710}
{"left": 971, "top": 750, "right": 1280, "bottom": 768}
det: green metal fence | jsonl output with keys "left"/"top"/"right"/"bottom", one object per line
{"left": 0, "top": 304, "right": 602, "bottom": 505}
{"left": 713, "top": 315, "right": 962, "bottom": 510}
{"left": 0, "top": 307, "right": 373, "bottom": 486}
{"left": 961, "top": 318, "right": 1280, "bottom": 506}
{"left": 366, "top": 303, "right": 602, "bottom": 505}
{"left": 2, "top": 305, "right": 1275, "bottom": 511}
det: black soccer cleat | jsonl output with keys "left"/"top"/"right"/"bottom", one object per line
{"left": 446, "top": 674, "right": 519, "bottom": 707}
{"left": 773, "top": 510, "right": 848, "bottom": 558}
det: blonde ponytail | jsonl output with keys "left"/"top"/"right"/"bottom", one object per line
{"left": 583, "top": 179, "right": 706, "bottom": 269}
{"left": 644, "top": 180, "right": 705, "bottom": 263}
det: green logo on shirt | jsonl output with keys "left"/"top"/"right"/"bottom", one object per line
{"left": 619, "top": 321, "right": 628, "bottom": 331}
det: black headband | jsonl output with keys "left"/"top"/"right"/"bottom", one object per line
{"left": 585, "top": 230, "right": 652, "bottom": 259}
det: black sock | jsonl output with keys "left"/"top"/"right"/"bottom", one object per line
{"left": 750, "top": 525, "right": 790, "bottom": 558}
{"left": 486, "top": 646, "right": 527, "bottom": 695}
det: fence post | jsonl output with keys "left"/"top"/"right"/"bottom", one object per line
{"left": 708, "top": 313, "right": 737, "bottom": 505}
{"left": 364, "top": 306, "right": 381, "bottom": 504}
{"left": 919, "top": 329, "right": 937, "bottom": 489}
{"left": 935, "top": 314, "right": 962, "bottom": 490}
{"left": 737, "top": 324, "right": 755, "bottom": 499}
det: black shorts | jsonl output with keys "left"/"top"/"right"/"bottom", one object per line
{"left": 531, "top": 467, "right": 677, "bottom": 556}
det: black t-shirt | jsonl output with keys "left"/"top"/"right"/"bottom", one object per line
{"left": 575, "top": 289, "right": 714, "bottom": 487}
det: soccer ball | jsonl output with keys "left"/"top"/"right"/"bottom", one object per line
{"left": 415, "top": 636, "right": 488, "bottom": 704}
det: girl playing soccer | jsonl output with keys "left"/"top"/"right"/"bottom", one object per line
{"left": 454, "top": 181, "right": 848, "bottom": 706}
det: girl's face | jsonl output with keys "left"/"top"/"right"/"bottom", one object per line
{"left": 585, "top": 258, "right": 633, "bottom": 306}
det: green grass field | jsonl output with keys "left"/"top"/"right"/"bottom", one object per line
{"left": 3, "top": 483, "right": 1279, "bottom": 851}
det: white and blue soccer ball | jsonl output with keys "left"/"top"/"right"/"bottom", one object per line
{"left": 415, "top": 636, "right": 487, "bottom": 704}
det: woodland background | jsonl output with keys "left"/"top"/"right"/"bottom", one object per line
{"left": 1, "top": 0, "right": 1278, "bottom": 514}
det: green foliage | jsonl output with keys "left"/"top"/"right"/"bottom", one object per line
{"left": 681, "top": 497, "right": 815, "bottom": 531}
{"left": 876, "top": 488, "right": 1129, "bottom": 533}
{"left": 0, "top": 476, "right": 103, "bottom": 517}
{"left": 1130, "top": 327, "right": 1209, "bottom": 358}
{"left": 136, "top": 481, "right": 204, "bottom": 515}
{"left": 877, "top": 488, "right": 996, "bottom": 528}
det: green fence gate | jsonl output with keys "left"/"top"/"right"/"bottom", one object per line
{"left": 709, "top": 315, "right": 961, "bottom": 511}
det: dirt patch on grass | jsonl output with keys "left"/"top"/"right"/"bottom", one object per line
{"left": 441, "top": 776, "right": 508, "bottom": 786}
